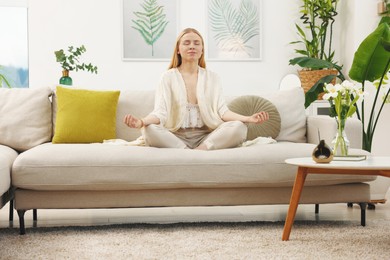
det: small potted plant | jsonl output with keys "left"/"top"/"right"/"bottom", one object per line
{"left": 289, "top": 0, "right": 341, "bottom": 99}
{"left": 54, "top": 45, "right": 98, "bottom": 86}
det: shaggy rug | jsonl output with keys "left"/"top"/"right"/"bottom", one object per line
{"left": 0, "top": 220, "right": 389, "bottom": 259}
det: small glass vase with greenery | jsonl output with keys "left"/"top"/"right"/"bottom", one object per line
{"left": 54, "top": 45, "right": 98, "bottom": 86}
{"left": 322, "top": 80, "right": 366, "bottom": 156}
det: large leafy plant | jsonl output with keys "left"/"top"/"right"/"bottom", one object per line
{"left": 348, "top": 18, "right": 390, "bottom": 152}
{"left": 131, "top": 0, "right": 169, "bottom": 56}
{"left": 208, "top": 0, "right": 259, "bottom": 57}
{"left": 54, "top": 45, "right": 98, "bottom": 74}
{"left": 304, "top": 18, "right": 390, "bottom": 152}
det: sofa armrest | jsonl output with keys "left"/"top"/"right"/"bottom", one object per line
{"left": 306, "top": 115, "right": 362, "bottom": 149}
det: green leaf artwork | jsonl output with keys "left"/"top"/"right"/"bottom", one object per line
{"left": 209, "top": 0, "right": 259, "bottom": 57}
{"left": 131, "top": 0, "right": 169, "bottom": 56}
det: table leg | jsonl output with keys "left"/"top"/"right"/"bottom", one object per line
{"left": 282, "top": 167, "right": 308, "bottom": 241}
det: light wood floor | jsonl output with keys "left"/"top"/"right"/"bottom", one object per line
{"left": 1, "top": 193, "right": 389, "bottom": 229}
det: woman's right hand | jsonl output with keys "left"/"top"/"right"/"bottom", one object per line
{"left": 123, "top": 114, "right": 144, "bottom": 129}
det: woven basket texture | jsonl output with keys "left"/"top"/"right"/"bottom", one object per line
{"left": 298, "top": 69, "right": 338, "bottom": 99}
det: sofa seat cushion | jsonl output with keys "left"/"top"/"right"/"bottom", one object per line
{"left": 12, "top": 143, "right": 376, "bottom": 191}
{"left": 0, "top": 145, "right": 18, "bottom": 196}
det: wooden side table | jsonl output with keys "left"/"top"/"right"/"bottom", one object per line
{"left": 282, "top": 156, "right": 390, "bottom": 241}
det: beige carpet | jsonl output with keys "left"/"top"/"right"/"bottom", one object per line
{"left": 0, "top": 220, "right": 389, "bottom": 259}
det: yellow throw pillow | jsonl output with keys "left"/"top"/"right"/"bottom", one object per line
{"left": 52, "top": 86, "right": 120, "bottom": 143}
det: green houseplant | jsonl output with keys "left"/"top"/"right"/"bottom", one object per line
{"left": 289, "top": 0, "right": 340, "bottom": 95}
{"left": 54, "top": 45, "right": 98, "bottom": 86}
{"left": 0, "top": 65, "right": 11, "bottom": 88}
{"left": 305, "top": 17, "right": 390, "bottom": 152}
{"left": 348, "top": 18, "right": 390, "bottom": 152}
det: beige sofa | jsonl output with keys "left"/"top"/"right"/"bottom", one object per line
{"left": 0, "top": 145, "right": 18, "bottom": 219}
{"left": 0, "top": 86, "right": 377, "bottom": 235}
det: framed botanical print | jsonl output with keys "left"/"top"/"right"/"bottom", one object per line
{"left": 122, "top": 0, "right": 179, "bottom": 61}
{"left": 207, "top": 0, "right": 262, "bottom": 61}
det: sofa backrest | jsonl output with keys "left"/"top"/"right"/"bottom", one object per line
{"left": 0, "top": 87, "right": 52, "bottom": 152}
{"left": 114, "top": 86, "right": 307, "bottom": 143}
{"left": 1, "top": 85, "right": 307, "bottom": 149}
{"left": 115, "top": 90, "right": 155, "bottom": 141}
{"left": 259, "top": 87, "right": 307, "bottom": 143}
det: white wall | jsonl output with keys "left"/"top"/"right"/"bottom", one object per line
{"left": 27, "top": 0, "right": 302, "bottom": 95}
{"left": 25, "top": 0, "right": 390, "bottom": 155}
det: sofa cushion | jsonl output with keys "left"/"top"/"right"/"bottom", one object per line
{"left": 52, "top": 86, "right": 120, "bottom": 143}
{"left": 0, "top": 87, "right": 52, "bottom": 152}
{"left": 260, "top": 87, "right": 307, "bottom": 143}
{"left": 12, "top": 143, "right": 376, "bottom": 191}
{"left": 0, "top": 145, "right": 18, "bottom": 197}
{"left": 228, "top": 95, "right": 281, "bottom": 140}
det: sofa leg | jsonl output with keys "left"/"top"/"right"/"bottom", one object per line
{"left": 17, "top": 210, "right": 26, "bottom": 235}
{"left": 358, "top": 202, "right": 367, "bottom": 227}
{"left": 9, "top": 200, "right": 14, "bottom": 222}
{"left": 315, "top": 204, "right": 319, "bottom": 214}
{"left": 33, "top": 209, "right": 37, "bottom": 221}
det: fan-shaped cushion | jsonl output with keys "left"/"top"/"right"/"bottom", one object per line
{"left": 228, "top": 95, "right": 281, "bottom": 140}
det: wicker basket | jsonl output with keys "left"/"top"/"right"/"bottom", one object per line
{"left": 298, "top": 69, "right": 338, "bottom": 99}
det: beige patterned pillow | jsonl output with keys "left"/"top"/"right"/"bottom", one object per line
{"left": 0, "top": 87, "right": 53, "bottom": 151}
{"left": 228, "top": 95, "right": 281, "bottom": 140}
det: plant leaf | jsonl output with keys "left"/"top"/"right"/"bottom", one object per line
{"left": 289, "top": 57, "right": 341, "bottom": 70}
{"left": 131, "top": 0, "right": 169, "bottom": 56}
{"left": 349, "top": 23, "right": 390, "bottom": 83}
{"left": 304, "top": 74, "right": 337, "bottom": 108}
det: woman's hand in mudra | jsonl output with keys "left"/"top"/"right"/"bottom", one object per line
{"left": 123, "top": 114, "right": 144, "bottom": 129}
{"left": 248, "top": 111, "right": 269, "bottom": 124}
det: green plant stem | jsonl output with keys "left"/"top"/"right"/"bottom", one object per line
{"left": 363, "top": 58, "right": 390, "bottom": 152}
{"left": 370, "top": 58, "right": 390, "bottom": 135}
{"left": 334, "top": 117, "right": 348, "bottom": 156}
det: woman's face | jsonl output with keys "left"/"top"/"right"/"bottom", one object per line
{"left": 178, "top": 32, "right": 203, "bottom": 63}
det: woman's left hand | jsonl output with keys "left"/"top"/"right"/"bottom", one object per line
{"left": 248, "top": 111, "right": 269, "bottom": 124}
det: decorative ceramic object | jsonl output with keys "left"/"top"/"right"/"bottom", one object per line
{"left": 59, "top": 70, "right": 72, "bottom": 86}
{"left": 312, "top": 139, "right": 333, "bottom": 163}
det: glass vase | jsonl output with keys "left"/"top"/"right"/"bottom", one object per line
{"left": 331, "top": 117, "right": 350, "bottom": 156}
{"left": 59, "top": 70, "right": 72, "bottom": 86}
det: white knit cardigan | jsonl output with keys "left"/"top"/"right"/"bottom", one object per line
{"left": 149, "top": 67, "right": 229, "bottom": 131}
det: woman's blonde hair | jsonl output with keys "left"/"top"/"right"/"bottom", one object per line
{"left": 168, "top": 28, "right": 206, "bottom": 69}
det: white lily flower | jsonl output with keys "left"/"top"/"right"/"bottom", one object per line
{"left": 323, "top": 93, "right": 331, "bottom": 100}
{"left": 341, "top": 80, "right": 355, "bottom": 90}
{"left": 325, "top": 83, "right": 339, "bottom": 98}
